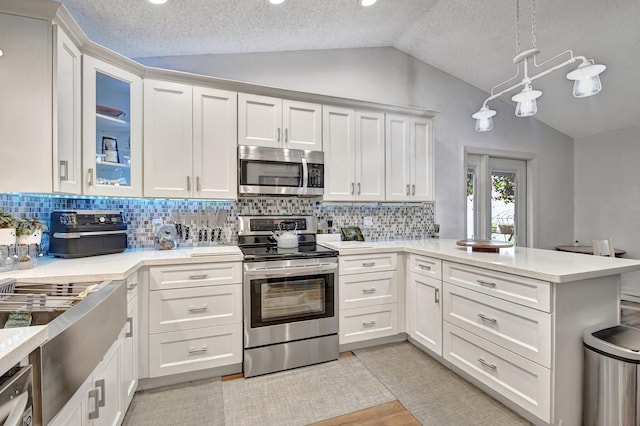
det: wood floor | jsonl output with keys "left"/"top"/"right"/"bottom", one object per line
{"left": 310, "top": 401, "right": 421, "bottom": 426}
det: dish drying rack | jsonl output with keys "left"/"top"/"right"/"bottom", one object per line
{"left": 0, "top": 278, "right": 101, "bottom": 313}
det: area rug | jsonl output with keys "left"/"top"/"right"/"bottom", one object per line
{"left": 222, "top": 356, "right": 395, "bottom": 425}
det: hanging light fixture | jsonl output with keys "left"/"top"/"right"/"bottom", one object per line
{"left": 472, "top": 0, "right": 606, "bottom": 132}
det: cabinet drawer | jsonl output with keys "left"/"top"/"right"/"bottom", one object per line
{"left": 409, "top": 254, "right": 442, "bottom": 279}
{"left": 339, "top": 303, "right": 398, "bottom": 344}
{"left": 149, "top": 323, "right": 242, "bottom": 377}
{"left": 340, "top": 271, "right": 397, "bottom": 309}
{"left": 149, "top": 284, "right": 242, "bottom": 334}
{"left": 443, "top": 322, "right": 551, "bottom": 423}
{"left": 443, "top": 262, "right": 551, "bottom": 312}
{"left": 150, "top": 262, "right": 241, "bottom": 290}
{"left": 340, "top": 253, "right": 397, "bottom": 275}
{"left": 443, "top": 284, "right": 551, "bottom": 367}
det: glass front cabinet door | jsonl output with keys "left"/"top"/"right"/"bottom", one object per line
{"left": 83, "top": 55, "right": 142, "bottom": 197}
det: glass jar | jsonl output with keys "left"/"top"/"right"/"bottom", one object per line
{"left": 16, "top": 244, "right": 38, "bottom": 270}
{"left": 0, "top": 245, "right": 15, "bottom": 272}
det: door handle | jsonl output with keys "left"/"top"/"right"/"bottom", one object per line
{"left": 187, "top": 176, "right": 191, "bottom": 191}
{"left": 87, "top": 168, "right": 94, "bottom": 186}
{"left": 412, "top": 184, "right": 415, "bottom": 196}
{"left": 95, "top": 379, "right": 106, "bottom": 407}
{"left": 88, "top": 389, "right": 100, "bottom": 419}
{"left": 197, "top": 176, "right": 201, "bottom": 192}
{"left": 59, "top": 160, "right": 69, "bottom": 181}
{"left": 406, "top": 184, "right": 410, "bottom": 196}
{"left": 277, "top": 128, "right": 281, "bottom": 143}
{"left": 125, "top": 316, "right": 134, "bottom": 338}
{"left": 357, "top": 182, "right": 361, "bottom": 195}
{"left": 434, "top": 288, "right": 440, "bottom": 303}
{"left": 285, "top": 128, "right": 289, "bottom": 143}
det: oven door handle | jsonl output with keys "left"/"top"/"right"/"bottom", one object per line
{"left": 246, "top": 263, "right": 337, "bottom": 278}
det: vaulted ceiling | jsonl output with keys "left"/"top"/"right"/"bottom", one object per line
{"left": 60, "top": 0, "right": 640, "bottom": 139}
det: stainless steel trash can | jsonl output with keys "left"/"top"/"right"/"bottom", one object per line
{"left": 583, "top": 325, "right": 640, "bottom": 425}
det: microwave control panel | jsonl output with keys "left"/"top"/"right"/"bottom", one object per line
{"left": 307, "top": 164, "right": 324, "bottom": 188}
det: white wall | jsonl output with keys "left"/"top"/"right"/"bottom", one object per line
{"left": 575, "top": 126, "right": 640, "bottom": 292}
{"left": 139, "top": 47, "right": 575, "bottom": 248}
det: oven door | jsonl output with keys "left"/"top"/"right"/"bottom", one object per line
{"left": 244, "top": 262, "right": 338, "bottom": 348}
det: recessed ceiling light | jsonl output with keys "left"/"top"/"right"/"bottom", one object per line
{"left": 360, "top": 0, "right": 377, "bottom": 6}
{"left": 147, "top": 0, "right": 168, "bottom": 4}
{"left": 269, "top": 0, "right": 285, "bottom": 4}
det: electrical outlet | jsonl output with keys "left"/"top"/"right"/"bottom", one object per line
{"left": 363, "top": 216, "right": 373, "bottom": 227}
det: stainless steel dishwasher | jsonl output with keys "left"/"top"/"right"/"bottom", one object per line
{"left": 0, "top": 365, "right": 33, "bottom": 426}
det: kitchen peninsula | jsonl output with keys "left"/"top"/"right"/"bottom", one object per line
{"left": 1, "top": 241, "right": 638, "bottom": 426}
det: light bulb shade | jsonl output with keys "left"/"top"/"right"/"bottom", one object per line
{"left": 269, "top": 0, "right": 285, "bottom": 4}
{"left": 511, "top": 85, "right": 542, "bottom": 103}
{"left": 572, "top": 74, "right": 603, "bottom": 98}
{"left": 147, "top": 0, "right": 168, "bottom": 4}
{"left": 515, "top": 98, "right": 538, "bottom": 117}
{"left": 360, "top": 0, "right": 377, "bottom": 5}
{"left": 475, "top": 117, "right": 494, "bottom": 132}
{"left": 566, "top": 62, "right": 606, "bottom": 80}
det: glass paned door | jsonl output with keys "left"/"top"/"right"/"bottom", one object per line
{"left": 466, "top": 154, "right": 527, "bottom": 246}
{"left": 95, "top": 72, "right": 132, "bottom": 187}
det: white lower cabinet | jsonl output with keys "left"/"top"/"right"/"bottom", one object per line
{"left": 443, "top": 322, "right": 551, "bottom": 423}
{"left": 338, "top": 252, "right": 399, "bottom": 345}
{"left": 147, "top": 262, "right": 243, "bottom": 378}
{"left": 441, "top": 261, "right": 553, "bottom": 424}
{"left": 49, "top": 339, "right": 122, "bottom": 426}
{"left": 406, "top": 272, "right": 442, "bottom": 355}
{"left": 121, "top": 275, "right": 139, "bottom": 412}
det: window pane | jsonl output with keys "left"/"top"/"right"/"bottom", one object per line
{"left": 466, "top": 168, "right": 476, "bottom": 239}
{"left": 491, "top": 171, "right": 516, "bottom": 242}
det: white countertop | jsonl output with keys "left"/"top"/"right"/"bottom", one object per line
{"left": 0, "top": 326, "right": 47, "bottom": 374}
{"left": 321, "top": 239, "right": 640, "bottom": 283}
{"left": 0, "top": 246, "right": 243, "bottom": 283}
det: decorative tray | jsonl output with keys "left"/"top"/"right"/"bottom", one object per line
{"left": 456, "top": 239, "right": 513, "bottom": 252}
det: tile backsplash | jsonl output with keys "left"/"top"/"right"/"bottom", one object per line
{"left": 0, "top": 193, "right": 434, "bottom": 252}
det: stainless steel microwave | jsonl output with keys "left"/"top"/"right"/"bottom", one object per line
{"left": 238, "top": 145, "right": 324, "bottom": 197}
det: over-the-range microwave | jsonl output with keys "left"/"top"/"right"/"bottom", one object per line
{"left": 238, "top": 145, "right": 324, "bottom": 197}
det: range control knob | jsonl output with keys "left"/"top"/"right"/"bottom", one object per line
{"left": 99, "top": 216, "right": 106, "bottom": 224}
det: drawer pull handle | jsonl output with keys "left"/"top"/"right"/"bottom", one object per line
{"left": 477, "top": 358, "right": 497, "bottom": 370}
{"left": 189, "top": 274, "right": 208, "bottom": 280}
{"left": 127, "top": 282, "right": 138, "bottom": 290}
{"left": 189, "top": 345, "right": 208, "bottom": 354}
{"left": 477, "top": 280, "right": 497, "bottom": 288}
{"left": 362, "top": 288, "right": 377, "bottom": 294}
{"left": 362, "top": 262, "right": 376, "bottom": 267}
{"left": 362, "top": 320, "right": 377, "bottom": 327}
{"left": 419, "top": 265, "right": 432, "bottom": 271}
{"left": 477, "top": 313, "right": 497, "bottom": 324}
{"left": 188, "top": 305, "right": 208, "bottom": 313}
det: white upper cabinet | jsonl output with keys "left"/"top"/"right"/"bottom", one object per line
{"left": 83, "top": 55, "right": 143, "bottom": 197}
{"left": 385, "top": 114, "right": 434, "bottom": 202}
{"left": 238, "top": 93, "right": 322, "bottom": 151}
{"left": 53, "top": 24, "right": 82, "bottom": 194}
{"left": 0, "top": 13, "right": 52, "bottom": 193}
{"left": 144, "top": 80, "right": 237, "bottom": 199}
{"left": 323, "top": 107, "right": 385, "bottom": 202}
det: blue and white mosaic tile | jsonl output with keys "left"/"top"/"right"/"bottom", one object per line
{"left": 0, "top": 193, "right": 435, "bottom": 252}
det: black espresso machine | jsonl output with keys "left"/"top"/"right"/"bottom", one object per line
{"left": 49, "top": 210, "right": 127, "bottom": 258}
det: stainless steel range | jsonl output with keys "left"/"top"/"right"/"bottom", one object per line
{"left": 238, "top": 216, "right": 339, "bottom": 378}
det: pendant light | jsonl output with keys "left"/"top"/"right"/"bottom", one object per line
{"left": 472, "top": 0, "right": 606, "bottom": 131}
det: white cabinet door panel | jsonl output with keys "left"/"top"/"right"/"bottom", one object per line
{"left": 411, "top": 117, "right": 434, "bottom": 201}
{"left": 385, "top": 114, "right": 411, "bottom": 201}
{"left": 356, "top": 111, "right": 385, "bottom": 201}
{"left": 408, "top": 273, "right": 442, "bottom": 355}
{"left": 322, "top": 106, "right": 356, "bottom": 201}
{"left": 283, "top": 100, "right": 322, "bottom": 150}
{"left": 238, "top": 93, "right": 282, "bottom": 148}
{"left": 143, "top": 79, "right": 193, "bottom": 198}
{"left": 193, "top": 86, "right": 237, "bottom": 199}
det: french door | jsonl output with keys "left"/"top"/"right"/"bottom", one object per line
{"left": 467, "top": 155, "right": 527, "bottom": 246}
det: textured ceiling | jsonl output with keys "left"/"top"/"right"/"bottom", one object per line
{"left": 59, "top": 0, "right": 640, "bottom": 139}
